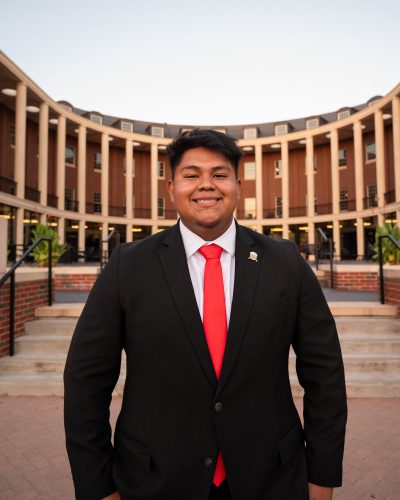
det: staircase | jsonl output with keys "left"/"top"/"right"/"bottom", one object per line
{"left": 0, "top": 303, "right": 399, "bottom": 397}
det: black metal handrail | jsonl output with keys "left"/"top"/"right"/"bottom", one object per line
{"left": 316, "top": 227, "right": 334, "bottom": 288}
{"left": 0, "top": 238, "right": 53, "bottom": 356}
{"left": 378, "top": 234, "right": 400, "bottom": 304}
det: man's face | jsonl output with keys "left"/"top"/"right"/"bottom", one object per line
{"left": 168, "top": 147, "right": 241, "bottom": 241}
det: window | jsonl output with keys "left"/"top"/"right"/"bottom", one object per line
{"left": 244, "top": 128, "right": 257, "bottom": 139}
{"left": 274, "top": 160, "right": 282, "bottom": 177}
{"left": 244, "top": 162, "right": 255, "bottom": 180}
{"left": 120, "top": 121, "right": 133, "bottom": 132}
{"left": 306, "top": 118, "right": 319, "bottom": 129}
{"left": 275, "top": 196, "right": 283, "bottom": 217}
{"left": 151, "top": 126, "right": 164, "bottom": 138}
{"left": 90, "top": 114, "right": 102, "bottom": 124}
{"left": 367, "top": 184, "right": 378, "bottom": 208}
{"left": 65, "top": 188, "right": 76, "bottom": 211}
{"left": 10, "top": 124, "right": 15, "bottom": 147}
{"left": 275, "top": 124, "right": 288, "bottom": 136}
{"left": 213, "top": 128, "right": 226, "bottom": 134}
{"left": 339, "top": 149, "right": 347, "bottom": 167}
{"left": 158, "top": 161, "right": 165, "bottom": 178}
{"left": 94, "top": 192, "right": 101, "bottom": 213}
{"left": 158, "top": 197, "right": 165, "bottom": 218}
{"left": 244, "top": 198, "right": 256, "bottom": 219}
{"left": 339, "top": 190, "right": 348, "bottom": 211}
{"left": 337, "top": 110, "right": 350, "bottom": 121}
{"left": 65, "top": 146, "right": 75, "bottom": 166}
{"left": 94, "top": 152, "right": 102, "bottom": 170}
{"left": 366, "top": 142, "right": 376, "bottom": 161}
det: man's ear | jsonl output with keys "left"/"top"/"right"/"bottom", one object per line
{"left": 236, "top": 178, "right": 241, "bottom": 201}
{"left": 167, "top": 179, "right": 174, "bottom": 202}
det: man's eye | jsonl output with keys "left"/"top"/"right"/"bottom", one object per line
{"left": 184, "top": 174, "right": 198, "bottom": 179}
{"left": 214, "top": 173, "right": 227, "bottom": 178}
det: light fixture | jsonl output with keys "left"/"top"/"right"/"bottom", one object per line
{"left": 71, "top": 225, "right": 79, "bottom": 229}
{"left": 270, "top": 227, "right": 283, "bottom": 232}
{"left": 23, "top": 218, "right": 39, "bottom": 224}
{"left": 326, "top": 133, "right": 331, "bottom": 139}
{"left": 363, "top": 222, "right": 371, "bottom": 226}
{"left": 74, "top": 129, "right": 79, "bottom": 133}
{"left": 48, "top": 222, "right": 58, "bottom": 227}
{"left": 109, "top": 226, "right": 115, "bottom": 230}
{"left": 270, "top": 144, "right": 281, "bottom": 149}
{"left": 383, "top": 113, "right": 392, "bottom": 120}
{"left": 298, "top": 139, "right": 306, "bottom": 144}
{"left": 0, "top": 214, "right": 11, "bottom": 219}
{"left": 242, "top": 146, "right": 253, "bottom": 152}
{"left": 326, "top": 224, "right": 333, "bottom": 229}
{"left": 109, "top": 137, "right": 114, "bottom": 142}
{"left": 132, "top": 141, "right": 141, "bottom": 147}
{"left": 1, "top": 88, "right": 17, "bottom": 96}
{"left": 299, "top": 226, "right": 309, "bottom": 231}
{"left": 49, "top": 118, "right": 58, "bottom": 125}
{"left": 158, "top": 145, "right": 167, "bottom": 151}
{"left": 385, "top": 218, "right": 397, "bottom": 223}
{"left": 26, "top": 105, "right": 40, "bottom": 113}
{"left": 132, "top": 227, "right": 143, "bottom": 232}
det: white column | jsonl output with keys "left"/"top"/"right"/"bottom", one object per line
{"left": 125, "top": 139, "right": 133, "bottom": 243}
{"left": 392, "top": 96, "right": 400, "bottom": 227}
{"left": 305, "top": 137, "right": 315, "bottom": 256}
{"left": 332, "top": 220, "right": 341, "bottom": 260}
{"left": 356, "top": 217, "right": 365, "bottom": 260}
{"left": 78, "top": 220, "right": 85, "bottom": 260}
{"left": 374, "top": 109, "right": 385, "bottom": 226}
{"left": 353, "top": 121, "right": 364, "bottom": 212}
{"left": 255, "top": 144, "right": 263, "bottom": 233}
{"left": 101, "top": 133, "right": 109, "bottom": 218}
{"left": 56, "top": 114, "right": 66, "bottom": 245}
{"left": 281, "top": 140, "right": 289, "bottom": 239}
{"left": 0, "top": 218, "right": 8, "bottom": 274}
{"left": 78, "top": 125, "right": 86, "bottom": 214}
{"left": 38, "top": 102, "right": 49, "bottom": 207}
{"left": 14, "top": 83, "right": 27, "bottom": 255}
{"left": 330, "top": 129, "right": 340, "bottom": 215}
{"left": 151, "top": 143, "right": 158, "bottom": 234}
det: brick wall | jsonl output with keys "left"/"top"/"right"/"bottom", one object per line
{"left": 54, "top": 273, "right": 97, "bottom": 291}
{"left": 332, "top": 271, "right": 379, "bottom": 291}
{"left": 0, "top": 278, "right": 53, "bottom": 358}
{"left": 384, "top": 270, "right": 400, "bottom": 316}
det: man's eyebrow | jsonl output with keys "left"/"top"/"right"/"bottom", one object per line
{"left": 180, "top": 165, "right": 231, "bottom": 171}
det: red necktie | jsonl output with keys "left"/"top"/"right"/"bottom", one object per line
{"left": 198, "top": 244, "right": 227, "bottom": 487}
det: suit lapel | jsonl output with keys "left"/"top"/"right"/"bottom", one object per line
{"left": 158, "top": 225, "right": 217, "bottom": 389}
{"left": 216, "top": 225, "right": 261, "bottom": 398}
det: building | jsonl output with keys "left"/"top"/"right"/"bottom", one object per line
{"left": 0, "top": 51, "right": 399, "bottom": 262}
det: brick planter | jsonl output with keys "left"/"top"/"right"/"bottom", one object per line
{"left": 383, "top": 267, "right": 400, "bottom": 316}
{"left": 53, "top": 266, "right": 99, "bottom": 291}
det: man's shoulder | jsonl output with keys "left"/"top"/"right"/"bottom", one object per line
{"left": 237, "top": 224, "right": 297, "bottom": 253}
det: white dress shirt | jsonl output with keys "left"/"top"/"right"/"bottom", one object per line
{"left": 179, "top": 219, "right": 236, "bottom": 326}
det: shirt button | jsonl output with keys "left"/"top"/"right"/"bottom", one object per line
{"left": 214, "top": 402, "right": 223, "bottom": 413}
{"left": 204, "top": 457, "right": 214, "bottom": 468}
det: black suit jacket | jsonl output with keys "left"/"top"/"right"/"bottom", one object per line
{"left": 64, "top": 223, "right": 347, "bottom": 500}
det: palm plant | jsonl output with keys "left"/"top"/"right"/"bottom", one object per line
{"left": 373, "top": 223, "right": 400, "bottom": 265}
{"left": 31, "top": 223, "right": 65, "bottom": 267}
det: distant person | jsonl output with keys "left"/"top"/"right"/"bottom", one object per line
{"left": 64, "top": 129, "right": 347, "bottom": 500}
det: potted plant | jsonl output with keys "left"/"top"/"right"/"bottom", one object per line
{"left": 373, "top": 223, "right": 400, "bottom": 265}
{"left": 31, "top": 224, "right": 65, "bottom": 267}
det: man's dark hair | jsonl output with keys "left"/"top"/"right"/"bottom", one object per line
{"left": 167, "top": 128, "right": 243, "bottom": 177}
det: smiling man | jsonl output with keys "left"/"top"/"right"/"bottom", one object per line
{"left": 64, "top": 129, "right": 347, "bottom": 500}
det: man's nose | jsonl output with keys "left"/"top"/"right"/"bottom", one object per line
{"left": 198, "top": 175, "right": 215, "bottom": 189}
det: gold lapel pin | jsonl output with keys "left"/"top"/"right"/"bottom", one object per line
{"left": 248, "top": 251, "right": 258, "bottom": 262}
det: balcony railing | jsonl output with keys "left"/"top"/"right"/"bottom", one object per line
{"left": 47, "top": 193, "right": 58, "bottom": 208}
{"left": 237, "top": 209, "right": 256, "bottom": 219}
{"left": 316, "top": 203, "right": 332, "bottom": 215}
{"left": 86, "top": 202, "right": 102, "bottom": 214}
{"left": 0, "top": 176, "right": 16, "bottom": 195}
{"left": 24, "top": 186, "right": 40, "bottom": 202}
{"left": 109, "top": 205, "right": 125, "bottom": 217}
{"left": 65, "top": 200, "right": 79, "bottom": 212}
{"left": 164, "top": 209, "right": 178, "bottom": 219}
{"left": 289, "top": 206, "right": 307, "bottom": 217}
{"left": 134, "top": 208, "right": 151, "bottom": 219}
{"left": 384, "top": 190, "right": 395, "bottom": 204}
{"left": 363, "top": 196, "right": 378, "bottom": 209}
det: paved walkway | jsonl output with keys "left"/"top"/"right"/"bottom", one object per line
{"left": 0, "top": 397, "right": 399, "bottom": 499}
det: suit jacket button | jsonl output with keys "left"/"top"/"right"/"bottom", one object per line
{"left": 214, "top": 402, "right": 223, "bottom": 413}
{"left": 204, "top": 457, "right": 214, "bottom": 467}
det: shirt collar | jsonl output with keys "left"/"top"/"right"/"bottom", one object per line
{"left": 179, "top": 219, "right": 236, "bottom": 259}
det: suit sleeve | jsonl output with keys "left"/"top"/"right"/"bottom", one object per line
{"left": 64, "top": 247, "right": 123, "bottom": 500}
{"left": 291, "top": 247, "right": 347, "bottom": 487}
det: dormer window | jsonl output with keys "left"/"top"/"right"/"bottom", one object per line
{"left": 180, "top": 128, "right": 193, "bottom": 134}
{"left": 275, "top": 124, "right": 288, "bottom": 136}
{"left": 214, "top": 128, "right": 226, "bottom": 134}
{"left": 120, "top": 121, "right": 133, "bottom": 132}
{"left": 306, "top": 118, "right": 319, "bottom": 129}
{"left": 90, "top": 114, "right": 103, "bottom": 125}
{"left": 337, "top": 110, "right": 350, "bottom": 121}
{"left": 243, "top": 128, "right": 258, "bottom": 139}
{"left": 151, "top": 126, "right": 164, "bottom": 138}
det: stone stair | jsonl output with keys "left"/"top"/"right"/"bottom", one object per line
{"left": 0, "top": 303, "right": 399, "bottom": 397}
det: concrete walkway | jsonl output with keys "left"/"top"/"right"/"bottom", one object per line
{"left": 0, "top": 396, "right": 399, "bottom": 499}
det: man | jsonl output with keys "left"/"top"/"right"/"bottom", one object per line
{"left": 64, "top": 129, "right": 347, "bottom": 500}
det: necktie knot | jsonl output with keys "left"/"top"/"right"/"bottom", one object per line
{"left": 199, "top": 244, "right": 223, "bottom": 260}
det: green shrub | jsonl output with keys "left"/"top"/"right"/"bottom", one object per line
{"left": 31, "top": 224, "right": 65, "bottom": 267}
{"left": 374, "top": 224, "right": 400, "bottom": 265}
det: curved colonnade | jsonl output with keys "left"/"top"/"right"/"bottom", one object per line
{"left": 0, "top": 51, "right": 399, "bottom": 261}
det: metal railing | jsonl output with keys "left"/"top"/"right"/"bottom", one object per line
{"left": 0, "top": 238, "right": 53, "bottom": 356}
{"left": 378, "top": 234, "right": 400, "bottom": 304}
{"left": 316, "top": 227, "right": 334, "bottom": 288}
{"left": 100, "top": 230, "right": 116, "bottom": 270}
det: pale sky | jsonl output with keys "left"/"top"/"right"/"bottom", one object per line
{"left": 1, "top": 0, "right": 399, "bottom": 126}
